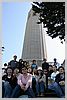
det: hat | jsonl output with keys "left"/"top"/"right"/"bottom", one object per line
{"left": 37, "top": 67, "right": 42, "bottom": 70}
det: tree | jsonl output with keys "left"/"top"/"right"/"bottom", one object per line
{"left": 32, "top": 2, "right": 65, "bottom": 43}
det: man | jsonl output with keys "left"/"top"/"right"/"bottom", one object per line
{"left": 48, "top": 65, "right": 53, "bottom": 77}
{"left": 55, "top": 66, "right": 65, "bottom": 97}
{"left": 42, "top": 58, "right": 49, "bottom": 70}
{"left": 48, "top": 66, "right": 65, "bottom": 98}
{"left": 53, "top": 58, "right": 60, "bottom": 69}
{"left": 51, "top": 65, "right": 59, "bottom": 81}
{"left": 31, "top": 60, "right": 37, "bottom": 70}
{"left": 18, "top": 59, "right": 23, "bottom": 73}
{"left": 8, "top": 55, "right": 18, "bottom": 70}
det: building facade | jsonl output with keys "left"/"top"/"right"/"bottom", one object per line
{"left": 21, "top": 9, "right": 47, "bottom": 66}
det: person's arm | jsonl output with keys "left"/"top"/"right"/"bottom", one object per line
{"left": 55, "top": 74, "right": 65, "bottom": 85}
{"left": 2, "top": 75, "right": 7, "bottom": 82}
{"left": 42, "top": 75, "right": 46, "bottom": 83}
{"left": 59, "top": 81, "right": 65, "bottom": 85}
{"left": 2, "top": 75, "right": 7, "bottom": 81}
{"left": 55, "top": 74, "right": 60, "bottom": 83}
{"left": 25, "top": 75, "right": 32, "bottom": 90}
{"left": 17, "top": 74, "right": 26, "bottom": 91}
{"left": 8, "top": 61, "right": 12, "bottom": 65}
{"left": 17, "top": 74, "right": 24, "bottom": 87}
{"left": 51, "top": 73, "right": 54, "bottom": 80}
{"left": 42, "top": 63, "right": 44, "bottom": 70}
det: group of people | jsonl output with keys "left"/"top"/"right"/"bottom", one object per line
{"left": 2, "top": 55, "right": 65, "bottom": 98}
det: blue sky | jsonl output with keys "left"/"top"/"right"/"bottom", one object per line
{"left": 2, "top": 2, "right": 65, "bottom": 67}
{"left": 2, "top": 2, "right": 32, "bottom": 65}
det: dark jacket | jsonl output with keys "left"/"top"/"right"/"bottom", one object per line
{"left": 55, "top": 73, "right": 65, "bottom": 84}
{"left": 8, "top": 60, "right": 18, "bottom": 70}
{"left": 42, "top": 62, "right": 49, "bottom": 70}
{"left": 2, "top": 75, "right": 17, "bottom": 88}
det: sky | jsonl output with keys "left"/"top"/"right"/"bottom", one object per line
{"left": 43, "top": 28, "right": 65, "bottom": 64}
{"left": 2, "top": 2, "right": 65, "bottom": 67}
{"left": 2, "top": 2, "right": 32, "bottom": 65}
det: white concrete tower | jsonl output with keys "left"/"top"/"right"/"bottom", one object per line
{"left": 22, "top": 9, "right": 47, "bottom": 66}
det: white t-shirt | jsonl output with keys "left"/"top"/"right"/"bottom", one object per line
{"left": 51, "top": 71, "right": 59, "bottom": 81}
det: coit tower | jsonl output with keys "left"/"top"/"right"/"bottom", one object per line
{"left": 21, "top": 9, "right": 47, "bottom": 66}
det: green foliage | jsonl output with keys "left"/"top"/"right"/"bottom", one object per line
{"left": 32, "top": 2, "right": 65, "bottom": 43}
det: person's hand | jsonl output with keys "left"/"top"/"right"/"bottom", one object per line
{"left": 59, "top": 81, "right": 65, "bottom": 85}
{"left": 21, "top": 85, "right": 25, "bottom": 91}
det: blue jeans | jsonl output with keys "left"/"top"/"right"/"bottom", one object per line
{"left": 3, "top": 81, "right": 12, "bottom": 98}
{"left": 36, "top": 81, "right": 45, "bottom": 95}
{"left": 11, "top": 84, "right": 21, "bottom": 98}
{"left": 2, "top": 81, "right": 5, "bottom": 98}
{"left": 11, "top": 84, "right": 35, "bottom": 98}
{"left": 48, "top": 82, "right": 65, "bottom": 98}
{"left": 25, "top": 87, "right": 35, "bottom": 98}
{"left": 60, "top": 85, "right": 65, "bottom": 95}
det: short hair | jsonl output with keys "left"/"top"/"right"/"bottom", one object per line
{"left": 4, "top": 63, "right": 7, "bottom": 66}
{"left": 43, "top": 58, "right": 47, "bottom": 61}
{"left": 58, "top": 66, "right": 65, "bottom": 71}
{"left": 13, "top": 55, "right": 17, "bottom": 58}
{"left": 53, "top": 65, "right": 57, "bottom": 68}
{"left": 54, "top": 58, "right": 57, "bottom": 61}
{"left": 33, "top": 60, "right": 36, "bottom": 62}
{"left": 22, "top": 66, "right": 28, "bottom": 70}
{"left": 6, "top": 67, "right": 13, "bottom": 70}
{"left": 19, "top": 59, "right": 23, "bottom": 62}
{"left": 6, "top": 67, "right": 13, "bottom": 73}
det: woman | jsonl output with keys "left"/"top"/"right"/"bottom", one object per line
{"left": 10, "top": 66, "right": 35, "bottom": 98}
{"left": 36, "top": 67, "right": 45, "bottom": 97}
